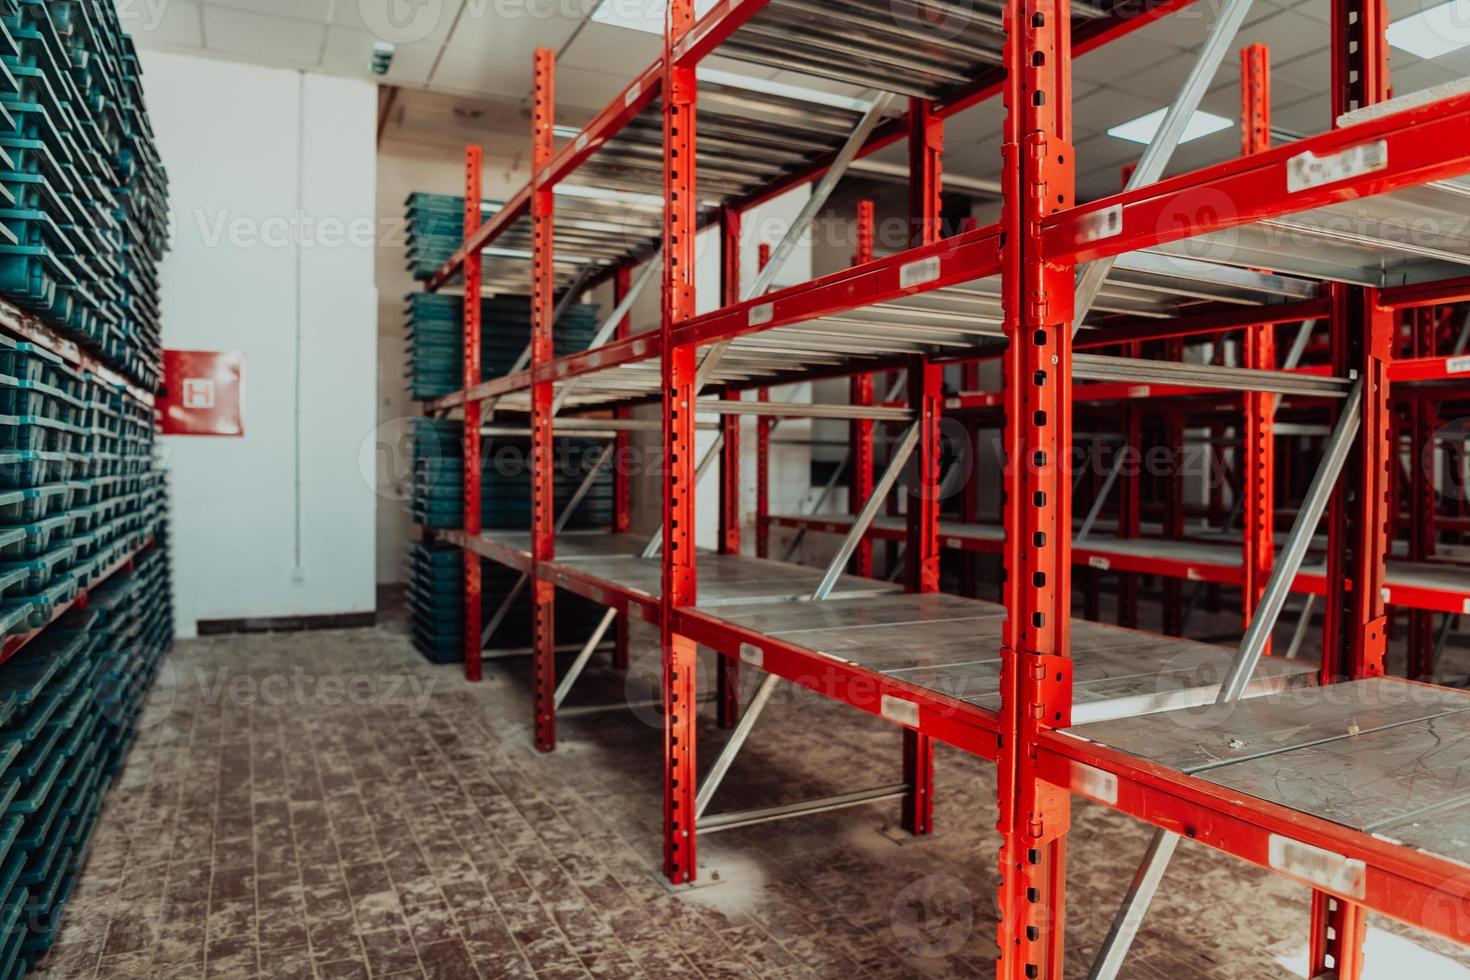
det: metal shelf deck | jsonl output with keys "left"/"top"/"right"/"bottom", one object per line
{"left": 1046, "top": 678, "right": 1470, "bottom": 944}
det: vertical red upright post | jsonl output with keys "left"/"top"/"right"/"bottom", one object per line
{"left": 661, "top": 0, "right": 700, "bottom": 887}
{"left": 1241, "top": 45, "right": 1275, "bottom": 646}
{"left": 612, "top": 264, "right": 633, "bottom": 672}
{"left": 755, "top": 243, "right": 773, "bottom": 560}
{"left": 1315, "top": 3, "right": 1390, "bottom": 974}
{"left": 997, "top": 0, "right": 1075, "bottom": 973}
{"left": 1117, "top": 376, "right": 1141, "bottom": 629}
{"left": 850, "top": 202, "right": 876, "bottom": 578}
{"left": 960, "top": 360, "right": 982, "bottom": 598}
{"left": 462, "top": 146, "right": 484, "bottom": 683}
{"left": 1408, "top": 307, "right": 1438, "bottom": 678}
{"left": 529, "top": 49, "right": 558, "bottom": 753}
{"left": 902, "top": 95, "right": 943, "bottom": 838}
{"left": 717, "top": 206, "right": 743, "bottom": 729}
{"left": 1162, "top": 337, "right": 1186, "bottom": 636}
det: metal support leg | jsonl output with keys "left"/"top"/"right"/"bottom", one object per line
{"left": 612, "top": 265, "right": 633, "bottom": 672}
{"left": 852, "top": 201, "right": 877, "bottom": 580}
{"left": 461, "top": 145, "right": 484, "bottom": 683}
{"left": 997, "top": 0, "right": 1076, "bottom": 972}
{"left": 1087, "top": 380, "right": 1363, "bottom": 980}
{"left": 529, "top": 49, "right": 558, "bottom": 753}
{"left": 1310, "top": 891, "right": 1368, "bottom": 980}
{"left": 660, "top": 5, "right": 700, "bottom": 885}
{"left": 717, "top": 206, "right": 743, "bottom": 730}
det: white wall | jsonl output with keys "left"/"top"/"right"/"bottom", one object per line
{"left": 142, "top": 52, "right": 379, "bottom": 637}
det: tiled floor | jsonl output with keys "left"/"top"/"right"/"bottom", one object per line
{"left": 26, "top": 611, "right": 1470, "bottom": 979}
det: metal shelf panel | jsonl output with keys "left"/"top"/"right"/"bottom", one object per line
{"left": 1037, "top": 715, "right": 1470, "bottom": 945}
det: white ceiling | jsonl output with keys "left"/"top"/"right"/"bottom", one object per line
{"left": 125, "top": 0, "right": 1470, "bottom": 201}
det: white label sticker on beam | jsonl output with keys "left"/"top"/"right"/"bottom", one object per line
{"left": 1448, "top": 355, "right": 1470, "bottom": 374}
{"left": 748, "top": 303, "right": 773, "bottom": 327}
{"left": 739, "top": 643, "right": 763, "bottom": 667}
{"left": 1268, "top": 835, "right": 1366, "bottom": 898}
{"left": 900, "top": 257, "right": 940, "bottom": 289}
{"left": 1286, "top": 139, "right": 1387, "bottom": 193}
{"left": 625, "top": 83, "right": 641, "bottom": 107}
{"left": 880, "top": 694, "right": 920, "bottom": 728}
{"left": 1088, "top": 556, "right": 1110, "bottom": 570}
{"left": 1079, "top": 204, "right": 1122, "bottom": 242}
{"left": 1070, "top": 762, "right": 1118, "bottom": 805}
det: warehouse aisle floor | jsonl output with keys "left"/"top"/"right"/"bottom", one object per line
{"left": 26, "top": 610, "right": 1470, "bottom": 979}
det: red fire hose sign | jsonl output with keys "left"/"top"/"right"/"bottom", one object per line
{"left": 161, "top": 350, "right": 244, "bottom": 436}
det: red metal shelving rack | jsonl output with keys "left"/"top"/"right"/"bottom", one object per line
{"left": 415, "top": 0, "right": 1470, "bottom": 975}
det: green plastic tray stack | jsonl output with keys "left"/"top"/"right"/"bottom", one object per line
{"left": 409, "top": 417, "right": 614, "bottom": 532}
{"left": 407, "top": 543, "right": 614, "bottom": 666}
{"left": 0, "top": 541, "right": 171, "bottom": 976}
{"left": 404, "top": 292, "right": 603, "bottom": 402}
{"left": 0, "top": 2, "right": 175, "bottom": 970}
{"left": 403, "top": 192, "right": 501, "bottom": 284}
{"left": 0, "top": 0, "right": 169, "bottom": 393}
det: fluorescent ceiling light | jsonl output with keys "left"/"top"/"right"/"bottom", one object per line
{"left": 1107, "top": 107, "right": 1233, "bottom": 145}
{"left": 1388, "top": 0, "right": 1470, "bottom": 58}
{"left": 592, "top": 0, "right": 719, "bottom": 34}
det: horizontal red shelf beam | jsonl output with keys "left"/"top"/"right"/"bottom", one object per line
{"left": 1046, "top": 91, "right": 1470, "bottom": 265}
{"left": 1381, "top": 274, "right": 1470, "bottom": 310}
{"left": 1388, "top": 353, "right": 1470, "bottom": 384}
{"left": 673, "top": 225, "right": 1003, "bottom": 349}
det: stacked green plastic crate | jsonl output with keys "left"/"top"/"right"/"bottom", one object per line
{"left": 404, "top": 192, "right": 498, "bottom": 283}
{"left": 404, "top": 198, "right": 619, "bottom": 664}
{"left": 0, "top": 1, "right": 168, "bottom": 391}
{"left": 405, "top": 417, "right": 613, "bottom": 664}
{"left": 0, "top": 2, "right": 173, "bottom": 972}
